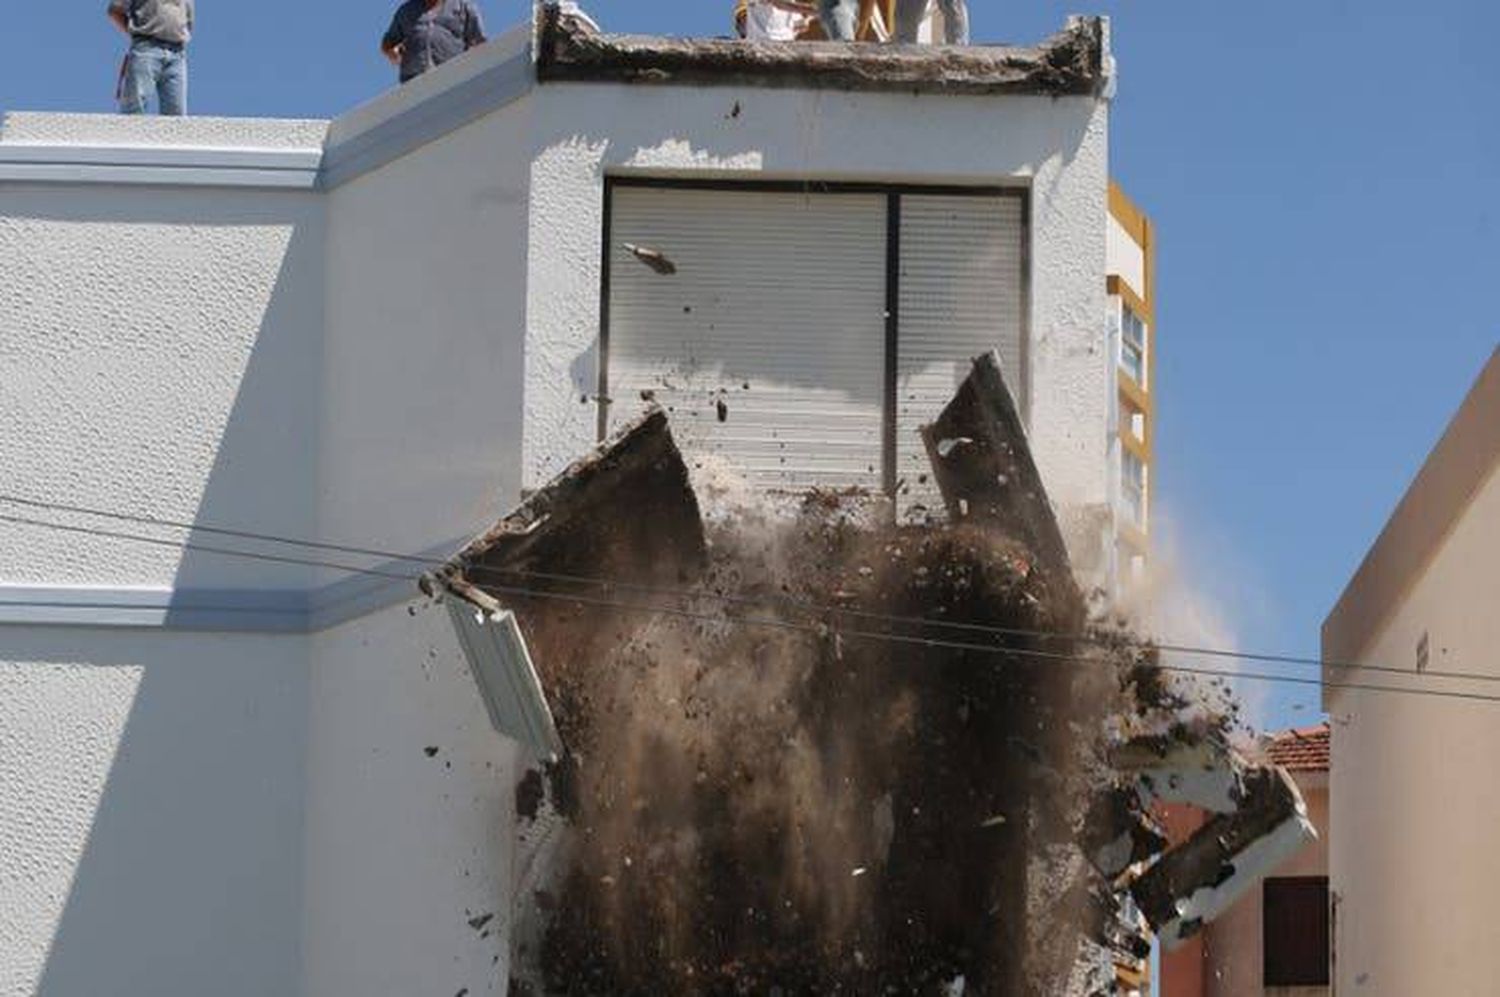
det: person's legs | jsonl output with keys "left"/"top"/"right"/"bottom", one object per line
{"left": 818, "top": 0, "right": 859, "bottom": 40}
{"left": 937, "top": 0, "right": 969, "bottom": 44}
{"left": 118, "top": 43, "right": 159, "bottom": 114}
{"left": 893, "top": 0, "right": 926, "bottom": 42}
{"left": 158, "top": 48, "right": 187, "bottom": 116}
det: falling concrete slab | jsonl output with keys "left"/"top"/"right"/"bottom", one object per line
{"left": 1112, "top": 733, "right": 1247, "bottom": 815}
{"left": 453, "top": 406, "right": 705, "bottom": 586}
{"left": 1131, "top": 765, "right": 1317, "bottom": 950}
{"left": 922, "top": 350, "right": 1078, "bottom": 602}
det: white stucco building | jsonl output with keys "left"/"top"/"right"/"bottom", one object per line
{"left": 0, "top": 9, "right": 1124, "bottom": 994}
{"left": 1321, "top": 347, "right": 1500, "bottom": 995}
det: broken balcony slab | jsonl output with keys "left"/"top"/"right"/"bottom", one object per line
{"left": 536, "top": 6, "right": 1110, "bottom": 97}
{"left": 922, "top": 350, "right": 1080, "bottom": 604}
{"left": 450, "top": 406, "right": 706, "bottom": 594}
{"left": 1112, "top": 731, "right": 1247, "bottom": 814}
{"left": 1130, "top": 765, "right": 1316, "bottom": 950}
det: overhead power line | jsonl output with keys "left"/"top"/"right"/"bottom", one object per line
{"left": 0, "top": 491, "right": 1490, "bottom": 686}
{"left": 1, "top": 507, "right": 1497, "bottom": 707}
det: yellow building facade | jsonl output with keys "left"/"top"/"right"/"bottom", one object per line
{"left": 1107, "top": 182, "right": 1156, "bottom": 586}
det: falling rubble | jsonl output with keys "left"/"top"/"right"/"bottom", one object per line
{"left": 430, "top": 352, "right": 1313, "bottom": 996}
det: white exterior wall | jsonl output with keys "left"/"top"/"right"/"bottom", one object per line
{"left": 1329, "top": 464, "right": 1500, "bottom": 995}
{"left": 318, "top": 32, "right": 532, "bottom": 575}
{"left": 523, "top": 84, "right": 1112, "bottom": 536}
{"left": 0, "top": 177, "right": 326, "bottom": 592}
{"left": 302, "top": 599, "right": 520, "bottom": 997}
{"left": 1, "top": 25, "right": 1111, "bottom": 995}
{"left": 0, "top": 629, "right": 308, "bottom": 997}
{"left": 0, "top": 121, "right": 327, "bottom": 996}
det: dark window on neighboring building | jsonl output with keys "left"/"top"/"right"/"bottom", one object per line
{"left": 1263, "top": 876, "right": 1330, "bottom": 986}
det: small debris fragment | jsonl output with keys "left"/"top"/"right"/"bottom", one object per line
{"left": 980, "top": 815, "right": 1007, "bottom": 829}
{"left": 936, "top": 437, "right": 974, "bottom": 458}
{"left": 716, "top": 399, "right": 728, "bottom": 423}
{"left": 468, "top": 912, "right": 494, "bottom": 931}
{"left": 424, "top": 746, "right": 439, "bottom": 758}
{"left": 623, "top": 242, "right": 677, "bottom": 275}
{"left": 851, "top": 867, "right": 868, "bottom": 878}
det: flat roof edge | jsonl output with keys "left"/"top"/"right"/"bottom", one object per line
{"left": 536, "top": 8, "right": 1109, "bottom": 97}
{"left": 1322, "top": 347, "right": 1500, "bottom": 671}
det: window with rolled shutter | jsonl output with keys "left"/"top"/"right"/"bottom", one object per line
{"left": 1263, "top": 876, "right": 1331, "bottom": 986}
{"left": 603, "top": 181, "right": 1026, "bottom": 498}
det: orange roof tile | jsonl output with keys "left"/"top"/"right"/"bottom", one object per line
{"left": 1264, "top": 723, "right": 1330, "bottom": 772}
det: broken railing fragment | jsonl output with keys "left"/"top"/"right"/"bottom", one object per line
{"left": 1131, "top": 765, "right": 1316, "bottom": 949}
{"left": 443, "top": 578, "right": 564, "bottom": 762}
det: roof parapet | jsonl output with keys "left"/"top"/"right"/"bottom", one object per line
{"left": 535, "top": 5, "right": 1111, "bottom": 97}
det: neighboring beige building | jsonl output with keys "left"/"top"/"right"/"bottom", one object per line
{"left": 1160, "top": 725, "right": 1331, "bottom": 997}
{"left": 1322, "top": 346, "right": 1500, "bottom": 994}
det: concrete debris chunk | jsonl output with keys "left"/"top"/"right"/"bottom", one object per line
{"left": 1112, "top": 731, "right": 1246, "bottom": 814}
{"left": 921, "top": 350, "right": 1078, "bottom": 604}
{"left": 1131, "top": 765, "right": 1317, "bottom": 949}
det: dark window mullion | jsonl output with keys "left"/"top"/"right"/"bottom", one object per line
{"left": 883, "top": 193, "right": 901, "bottom": 497}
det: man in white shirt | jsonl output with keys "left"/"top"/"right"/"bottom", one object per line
{"left": 738, "top": 0, "right": 811, "bottom": 41}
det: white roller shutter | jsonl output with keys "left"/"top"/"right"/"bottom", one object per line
{"left": 606, "top": 186, "right": 888, "bottom": 490}
{"left": 605, "top": 185, "right": 1025, "bottom": 502}
{"left": 894, "top": 194, "right": 1025, "bottom": 519}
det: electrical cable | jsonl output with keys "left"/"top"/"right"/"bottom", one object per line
{"left": 3, "top": 508, "right": 1498, "bottom": 706}
{"left": 0, "top": 491, "right": 1491, "bottom": 686}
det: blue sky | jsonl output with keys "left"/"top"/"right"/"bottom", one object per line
{"left": 5, "top": 2, "right": 1496, "bottom": 730}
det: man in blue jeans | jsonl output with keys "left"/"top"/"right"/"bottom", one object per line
{"left": 820, "top": 0, "right": 969, "bottom": 44}
{"left": 108, "top": 0, "right": 194, "bottom": 115}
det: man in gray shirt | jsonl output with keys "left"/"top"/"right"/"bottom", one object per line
{"left": 108, "top": 0, "right": 194, "bottom": 115}
{"left": 382, "top": 0, "right": 486, "bottom": 84}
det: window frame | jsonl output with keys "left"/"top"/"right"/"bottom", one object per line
{"left": 1120, "top": 303, "right": 1147, "bottom": 387}
{"left": 1262, "top": 875, "right": 1331, "bottom": 987}
{"left": 598, "top": 176, "right": 1032, "bottom": 496}
{"left": 1121, "top": 448, "right": 1146, "bottom": 530}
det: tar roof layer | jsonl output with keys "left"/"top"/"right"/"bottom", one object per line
{"left": 536, "top": 6, "right": 1110, "bottom": 97}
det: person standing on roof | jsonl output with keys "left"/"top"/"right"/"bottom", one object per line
{"left": 735, "top": 0, "right": 813, "bottom": 41}
{"left": 382, "top": 0, "right": 487, "bottom": 84}
{"left": 108, "top": 0, "right": 194, "bottom": 115}
{"left": 818, "top": 0, "right": 969, "bottom": 44}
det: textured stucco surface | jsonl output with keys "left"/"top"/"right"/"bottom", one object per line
{"left": 0, "top": 629, "right": 307, "bottom": 997}
{"left": 1330, "top": 463, "right": 1500, "bottom": 995}
{"left": 0, "top": 186, "right": 326, "bottom": 589}
{"left": 523, "top": 84, "right": 1111, "bottom": 533}
{"left": 0, "top": 112, "right": 328, "bottom": 150}
{"left": 302, "top": 599, "right": 519, "bottom": 997}
{"left": 1, "top": 51, "right": 1113, "bottom": 996}
{"left": 320, "top": 97, "right": 529, "bottom": 584}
